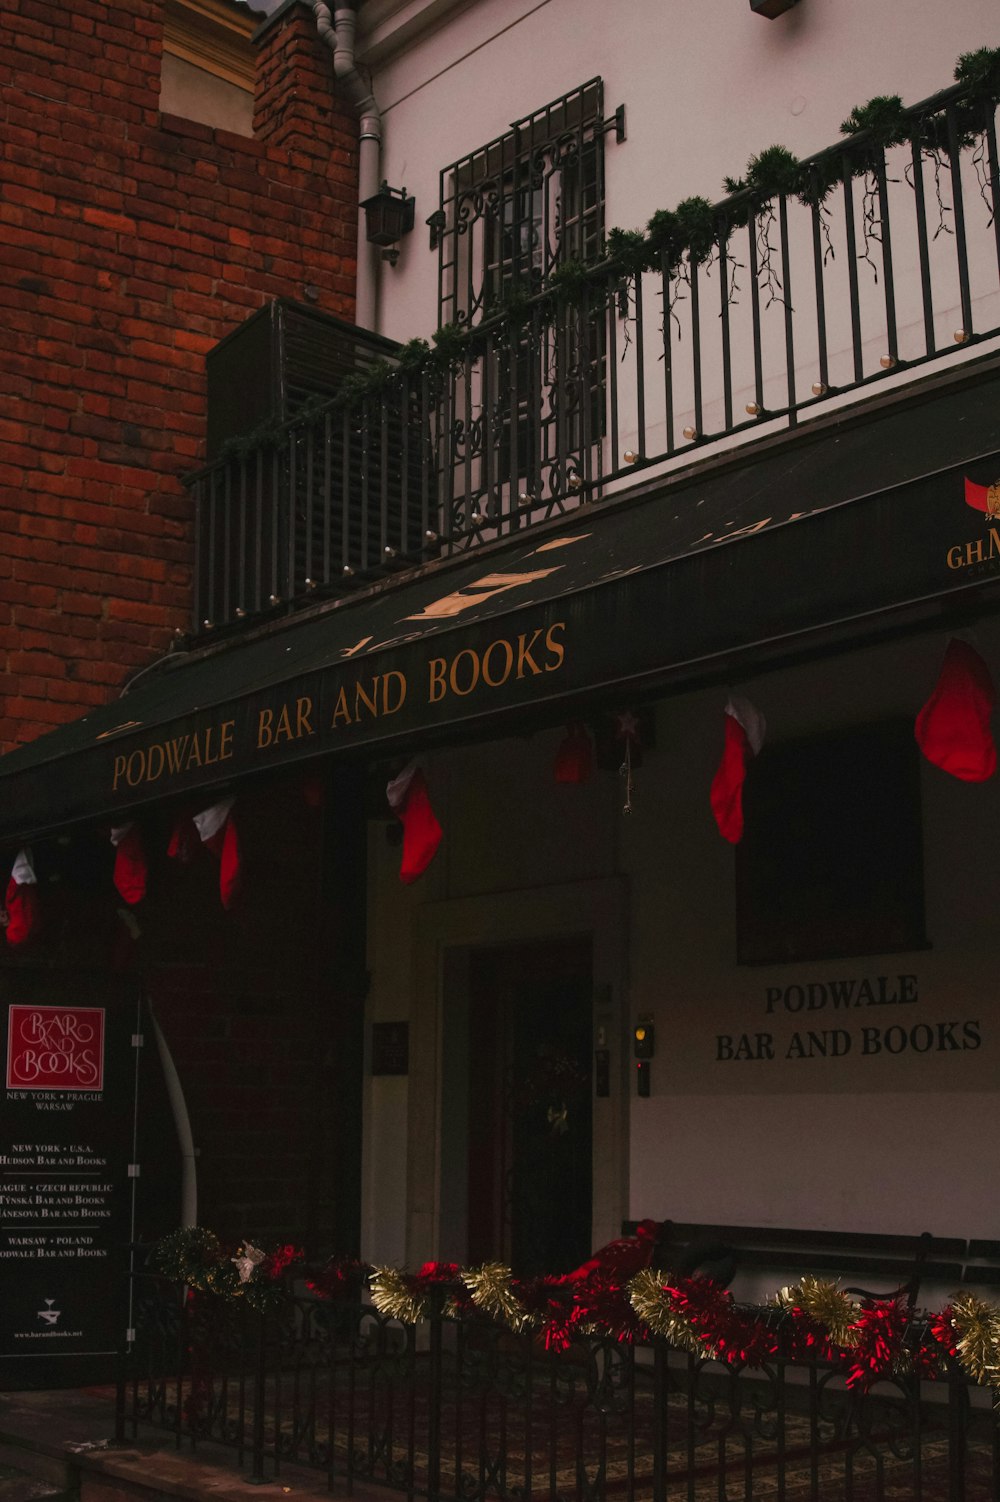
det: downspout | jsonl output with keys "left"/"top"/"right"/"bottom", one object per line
{"left": 149, "top": 1004, "right": 199, "bottom": 1227}
{"left": 312, "top": 0, "right": 381, "bottom": 331}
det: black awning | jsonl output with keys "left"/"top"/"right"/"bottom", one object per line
{"left": 3, "top": 360, "right": 1000, "bottom": 843}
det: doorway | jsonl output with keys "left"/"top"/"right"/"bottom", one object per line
{"left": 463, "top": 936, "right": 592, "bottom": 1277}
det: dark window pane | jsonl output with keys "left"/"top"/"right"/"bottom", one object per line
{"left": 736, "top": 720, "right": 927, "bottom": 965}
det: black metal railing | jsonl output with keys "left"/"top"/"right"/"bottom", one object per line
{"left": 189, "top": 77, "right": 1000, "bottom": 634}
{"left": 119, "top": 1272, "right": 999, "bottom": 1501}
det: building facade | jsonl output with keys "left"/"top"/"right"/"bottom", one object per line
{"left": 0, "top": 0, "right": 366, "bottom": 1302}
{"left": 347, "top": 0, "right": 1000, "bottom": 1274}
{"left": 2, "top": 0, "right": 1000, "bottom": 1351}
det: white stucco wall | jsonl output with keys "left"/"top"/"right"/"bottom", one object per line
{"left": 355, "top": 0, "right": 1000, "bottom": 1273}
{"left": 362, "top": 621, "right": 1000, "bottom": 1265}
{"left": 358, "top": 0, "right": 998, "bottom": 346}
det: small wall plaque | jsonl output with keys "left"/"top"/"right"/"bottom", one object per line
{"left": 372, "top": 1021, "right": 409, "bottom": 1076}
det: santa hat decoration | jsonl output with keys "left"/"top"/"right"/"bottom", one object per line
{"left": 386, "top": 763, "right": 442, "bottom": 885}
{"left": 110, "top": 822, "right": 148, "bottom": 906}
{"left": 554, "top": 723, "right": 594, "bottom": 784}
{"left": 710, "top": 695, "right": 766, "bottom": 844}
{"left": 193, "top": 797, "right": 241, "bottom": 909}
{"left": 5, "top": 849, "right": 40, "bottom": 948}
{"left": 915, "top": 637, "right": 996, "bottom": 782}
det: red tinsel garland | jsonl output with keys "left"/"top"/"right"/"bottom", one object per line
{"left": 152, "top": 1227, "right": 1000, "bottom": 1397}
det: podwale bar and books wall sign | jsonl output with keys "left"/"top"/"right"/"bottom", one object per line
{"left": 0, "top": 975, "right": 160, "bottom": 1389}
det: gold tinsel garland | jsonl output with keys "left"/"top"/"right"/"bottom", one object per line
{"left": 462, "top": 1263, "right": 539, "bottom": 1333}
{"left": 148, "top": 1229, "right": 1000, "bottom": 1397}
{"left": 628, "top": 1269, "right": 704, "bottom": 1356}
{"left": 369, "top": 1265, "right": 431, "bottom": 1323}
{"left": 951, "top": 1292, "right": 1000, "bottom": 1389}
{"left": 774, "top": 1276, "right": 860, "bottom": 1350}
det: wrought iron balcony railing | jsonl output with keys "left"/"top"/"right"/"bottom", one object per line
{"left": 188, "top": 73, "right": 1000, "bottom": 635}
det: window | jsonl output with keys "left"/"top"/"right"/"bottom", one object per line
{"left": 434, "top": 83, "right": 621, "bottom": 516}
{"left": 736, "top": 720, "right": 928, "bottom": 965}
{"left": 437, "top": 80, "right": 610, "bottom": 329}
{"left": 160, "top": 0, "right": 257, "bottom": 137}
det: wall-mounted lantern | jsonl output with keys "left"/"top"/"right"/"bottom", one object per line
{"left": 360, "top": 182, "right": 416, "bottom": 265}
{"left": 749, "top": 0, "right": 801, "bottom": 14}
{"left": 426, "top": 209, "right": 447, "bottom": 252}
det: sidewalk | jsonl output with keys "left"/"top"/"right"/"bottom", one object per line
{"left": 0, "top": 1388, "right": 391, "bottom": 1502}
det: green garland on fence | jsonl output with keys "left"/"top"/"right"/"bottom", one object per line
{"left": 202, "top": 45, "right": 999, "bottom": 464}
{"left": 149, "top": 1226, "right": 303, "bottom": 1312}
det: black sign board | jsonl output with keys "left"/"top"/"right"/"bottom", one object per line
{"left": 0, "top": 972, "right": 139, "bottom": 1389}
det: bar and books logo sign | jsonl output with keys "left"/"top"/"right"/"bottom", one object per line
{"left": 5, "top": 1006, "right": 105, "bottom": 1092}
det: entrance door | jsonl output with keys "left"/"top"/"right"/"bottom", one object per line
{"left": 465, "top": 937, "right": 592, "bottom": 1278}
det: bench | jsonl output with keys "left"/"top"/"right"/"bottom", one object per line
{"left": 623, "top": 1220, "right": 971, "bottom": 1309}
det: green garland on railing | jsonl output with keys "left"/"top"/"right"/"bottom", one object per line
{"left": 197, "top": 45, "right": 1000, "bottom": 471}
{"left": 148, "top": 1226, "right": 303, "bottom": 1312}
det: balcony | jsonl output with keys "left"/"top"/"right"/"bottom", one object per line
{"left": 188, "top": 65, "right": 1000, "bottom": 636}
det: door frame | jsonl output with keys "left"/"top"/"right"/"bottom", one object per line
{"left": 405, "top": 876, "right": 630, "bottom": 1268}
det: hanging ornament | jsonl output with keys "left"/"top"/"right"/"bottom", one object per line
{"left": 5, "top": 849, "right": 40, "bottom": 948}
{"left": 386, "top": 762, "right": 443, "bottom": 884}
{"left": 193, "top": 798, "right": 241, "bottom": 908}
{"left": 613, "top": 711, "right": 645, "bottom": 815}
{"left": 110, "top": 822, "right": 148, "bottom": 905}
{"left": 620, "top": 736, "right": 634, "bottom": 815}
{"left": 553, "top": 723, "right": 593, "bottom": 783}
{"left": 710, "top": 695, "right": 766, "bottom": 843}
{"left": 915, "top": 638, "right": 996, "bottom": 782}
{"left": 302, "top": 771, "right": 325, "bottom": 809}
{"left": 167, "top": 813, "right": 199, "bottom": 864}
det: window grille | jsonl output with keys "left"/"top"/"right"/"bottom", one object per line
{"left": 437, "top": 80, "right": 613, "bottom": 328}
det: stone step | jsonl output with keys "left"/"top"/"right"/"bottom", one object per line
{"left": 0, "top": 1457, "right": 75, "bottom": 1502}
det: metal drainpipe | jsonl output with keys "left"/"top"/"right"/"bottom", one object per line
{"left": 149, "top": 1005, "right": 198, "bottom": 1227}
{"left": 312, "top": 0, "right": 381, "bottom": 331}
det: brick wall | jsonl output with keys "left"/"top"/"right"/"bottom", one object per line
{"left": 142, "top": 774, "right": 364, "bottom": 1249}
{"left": 0, "top": 0, "right": 358, "bottom": 750}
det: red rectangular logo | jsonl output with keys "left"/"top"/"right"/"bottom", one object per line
{"left": 5, "top": 1005, "right": 105, "bottom": 1091}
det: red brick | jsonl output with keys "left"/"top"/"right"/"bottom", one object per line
{"left": 0, "top": 0, "right": 356, "bottom": 760}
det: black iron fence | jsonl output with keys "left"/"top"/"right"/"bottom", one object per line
{"left": 119, "top": 1273, "right": 999, "bottom": 1501}
{"left": 189, "top": 77, "right": 1000, "bottom": 634}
